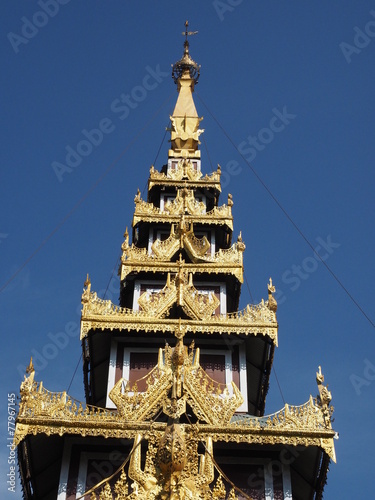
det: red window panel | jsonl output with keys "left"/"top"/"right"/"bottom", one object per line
{"left": 129, "top": 352, "right": 158, "bottom": 392}
{"left": 200, "top": 353, "right": 226, "bottom": 385}
{"left": 115, "top": 347, "right": 124, "bottom": 384}
{"left": 217, "top": 464, "right": 265, "bottom": 499}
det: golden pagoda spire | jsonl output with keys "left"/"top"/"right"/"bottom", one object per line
{"left": 169, "top": 21, "right": 203, "bottom": 159}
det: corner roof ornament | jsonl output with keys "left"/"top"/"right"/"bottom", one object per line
{"left": 172, "top": 20, "right": 200, "bottom": 85}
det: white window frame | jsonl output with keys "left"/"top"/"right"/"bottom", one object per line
{"left": 58, "top": 440, "right": 129, "bottom": 499}
{"left": 282, "top": 464, "right": 292, "bottom": 499}
{"left": 76, "top": 452, "right": 109, "bottom": 498}
{"left": 57, "top": 439, "right": 72, "bottom": 500}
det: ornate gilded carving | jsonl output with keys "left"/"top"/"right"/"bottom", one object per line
{"left": 169, "top": 159, "right": 200, "bottom": 181}
{"left": 137, "top": 275, "right": 176, "bottom": 318}
{"left": 120, "top": 222, "right": 244, "bottom": 282}
{"left": 132, "top": 189, "right": 233, "bottom": 229}
{"left": 106, "top": 340, "right": 243, "bottom": 428}
{"left": 15, "top": 350, "right": 335, "bottom": 464}
{"left": 151, "top": 224, "right": 180, "bottom": 259}
{"left": 135, "top": 270, "right": 220, "bottom": 320}
{"left": 80, "top": 280, "right": 278, "bottom": 342}
{"left": 316, "top": 366, "right": 334, "bottom": 427}
{"left": 267, "top": 277, "right": 277, "bottom": 312}
{"left": 149, "top": 164, "right": 221, "bottom": 191}
{"left": 109, "top": 351, "right": 173, "bottom": 422}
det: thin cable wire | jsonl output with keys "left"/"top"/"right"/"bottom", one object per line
{"left": 103, "top": 253, "right": 121, "bottom": 300}
{"left": 0, "top": 92, "right": 175, "bottom": 296}
{"left": 201, "top": 133, "right": 214, "bottom": 170}
{"left": 272, "top": 365, "right": 286, "bottom": 406}
{"left": 67, "top": 352, "right": 82, "bottom": 394}
{"left": 202, "top": 120, "right": 285, "bottom": 412}
{"left": 243, "top": 270, "right": 254, "bottom": 304}
{"left": 153, "top": 119, "right": 170, "bottom": 167}
{"left": 196, "top": 92, "right": 375, "bottom": 330}
{"left": 68, "top": 116, "right": 171, "bottom": 411}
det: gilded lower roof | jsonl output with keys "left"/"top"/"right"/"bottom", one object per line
{"left": 80, "top": 281, "right": 278, "bottom": 343}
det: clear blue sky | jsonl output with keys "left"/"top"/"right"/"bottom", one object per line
{"left": 1, "top": 1, "right": 375, "bottom": 498}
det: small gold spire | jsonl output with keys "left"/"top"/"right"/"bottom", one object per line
{"left": 123, "top": 227, "right": 129, "bottom": 249}
{"left": 169, "top": 21, "right": 203, "bottom": 159}
{"left": 26, "top": 357, "right": 34, "bottom": 374}
{"left": 84, "top": 273, "right": 91, "bottom": 288}
{"left": 267, "top": 278, "right": 277, "bottom": 312}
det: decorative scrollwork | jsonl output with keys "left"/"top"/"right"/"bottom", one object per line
{"left": 80, "top": 281, "right": 279, "bottom": 342}
{"left": 132, "top": 189, "right": 233, "bottom": 229}
{"left": 148, "top": 162, "right": 221, "bottom": 191}
{"left": 15, "top": 359, "right": 336, "bottom": 463}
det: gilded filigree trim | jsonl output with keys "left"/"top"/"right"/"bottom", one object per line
{"left": 15, "top": 351, "right": 335, "bottom": 465}
{"left": 135, "top": 272, "right": 220, "bottom": 320}
{"left": 15, "top": 379, "right": 335, "bottom": 461}
{"left": 148, "top": 160, "right": 221, "bottom": 188}
{"left": 132, "top": 189, "right": 233, "bottom": 229}
{"left": 80, "top": 284, "right": 278, "bottom": 342}
{"left": 120, "top": 222, "right": 244, "bottom": 281}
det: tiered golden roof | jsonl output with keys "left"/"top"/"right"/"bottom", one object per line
{"left": 80, "top": 278, "right": 278, "bottom": 343}
{"left": 132, "top": 188, "right": 233, "bottom": 228}
{"left": 14, "top": 22, "right": 336, "bottom": 500}
{"left": 120, "top": 221, "right": 245, "bottom": 282}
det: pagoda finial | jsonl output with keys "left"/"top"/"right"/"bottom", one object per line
{"left": 172, "top": 20, "right": 200, "bottom": 85}
{"left": 169, "top": 22, "right": 203, "bottom": 159}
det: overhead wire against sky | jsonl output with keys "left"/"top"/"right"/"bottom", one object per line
{"left": 67, "top": 122, "right": 172, "bottom": 392}
{"left": 201, "top": 134, "right": 286, "bottom": 407}
{"left": 0, "top": 92, "right": 175, "bottom": 296}
{"left": 153, "top": 119, "right": 171, "bottom": 167}
{"left": 201, "top": 133, "right": 214, "bottom": 171}
{"left": 67, "top": 353, "right": 82, "bottom": 394}
{"left": 196, "top": 92, "right": 375, "bottom": 331}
